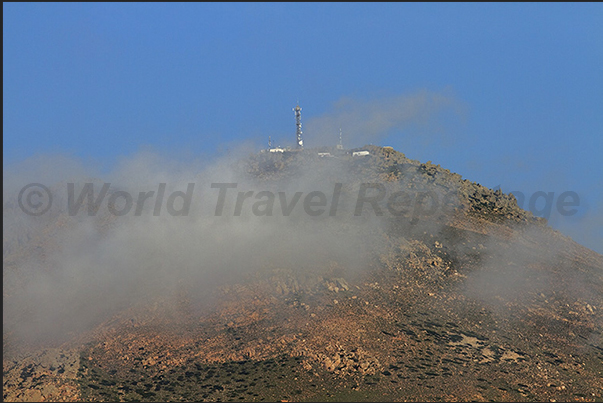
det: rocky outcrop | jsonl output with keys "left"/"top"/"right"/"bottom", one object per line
{"left": 318, "top": 347, "right": 381, "bottom": 375}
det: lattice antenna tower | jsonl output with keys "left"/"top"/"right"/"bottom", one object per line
{"left": 293, "top": 104, "right": 303, "bottom": 149}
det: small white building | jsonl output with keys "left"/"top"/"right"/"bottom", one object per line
{"left": 352, "top": 150, "right": 370, "bottom": 157}
{"left": 269, "top": 147, "right": 285, "bottom": 153}
{"left": 318, "top": 152, "right": 332, "bottom": 157}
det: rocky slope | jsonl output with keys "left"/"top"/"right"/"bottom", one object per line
{"left": 4, "top": 146, "right": 602, "bottom": 402}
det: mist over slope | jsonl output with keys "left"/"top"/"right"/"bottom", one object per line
{"left": 4, "top": 145, "right": 602, "bottom": 402}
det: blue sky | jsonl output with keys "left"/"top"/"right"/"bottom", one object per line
{"left": 3, "top": 3, "right": 602, "bottom": 252}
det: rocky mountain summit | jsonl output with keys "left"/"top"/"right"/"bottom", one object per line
{"left": 4, "top": 146, "right": 602, "bottom": 402}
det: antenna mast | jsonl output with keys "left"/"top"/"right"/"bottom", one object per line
{"left": 294, "top": 104, "right": 303, "bottom": 149}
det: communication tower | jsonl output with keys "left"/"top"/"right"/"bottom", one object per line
{"left": 337, "top": 128, "right": 344, "bottom": 150}
{"left": 293, "top": 104, "right": 303, "bottom": 149}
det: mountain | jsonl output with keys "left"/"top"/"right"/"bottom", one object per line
{"left": 3, "top": 146, "right": 602, "bottom": 402}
